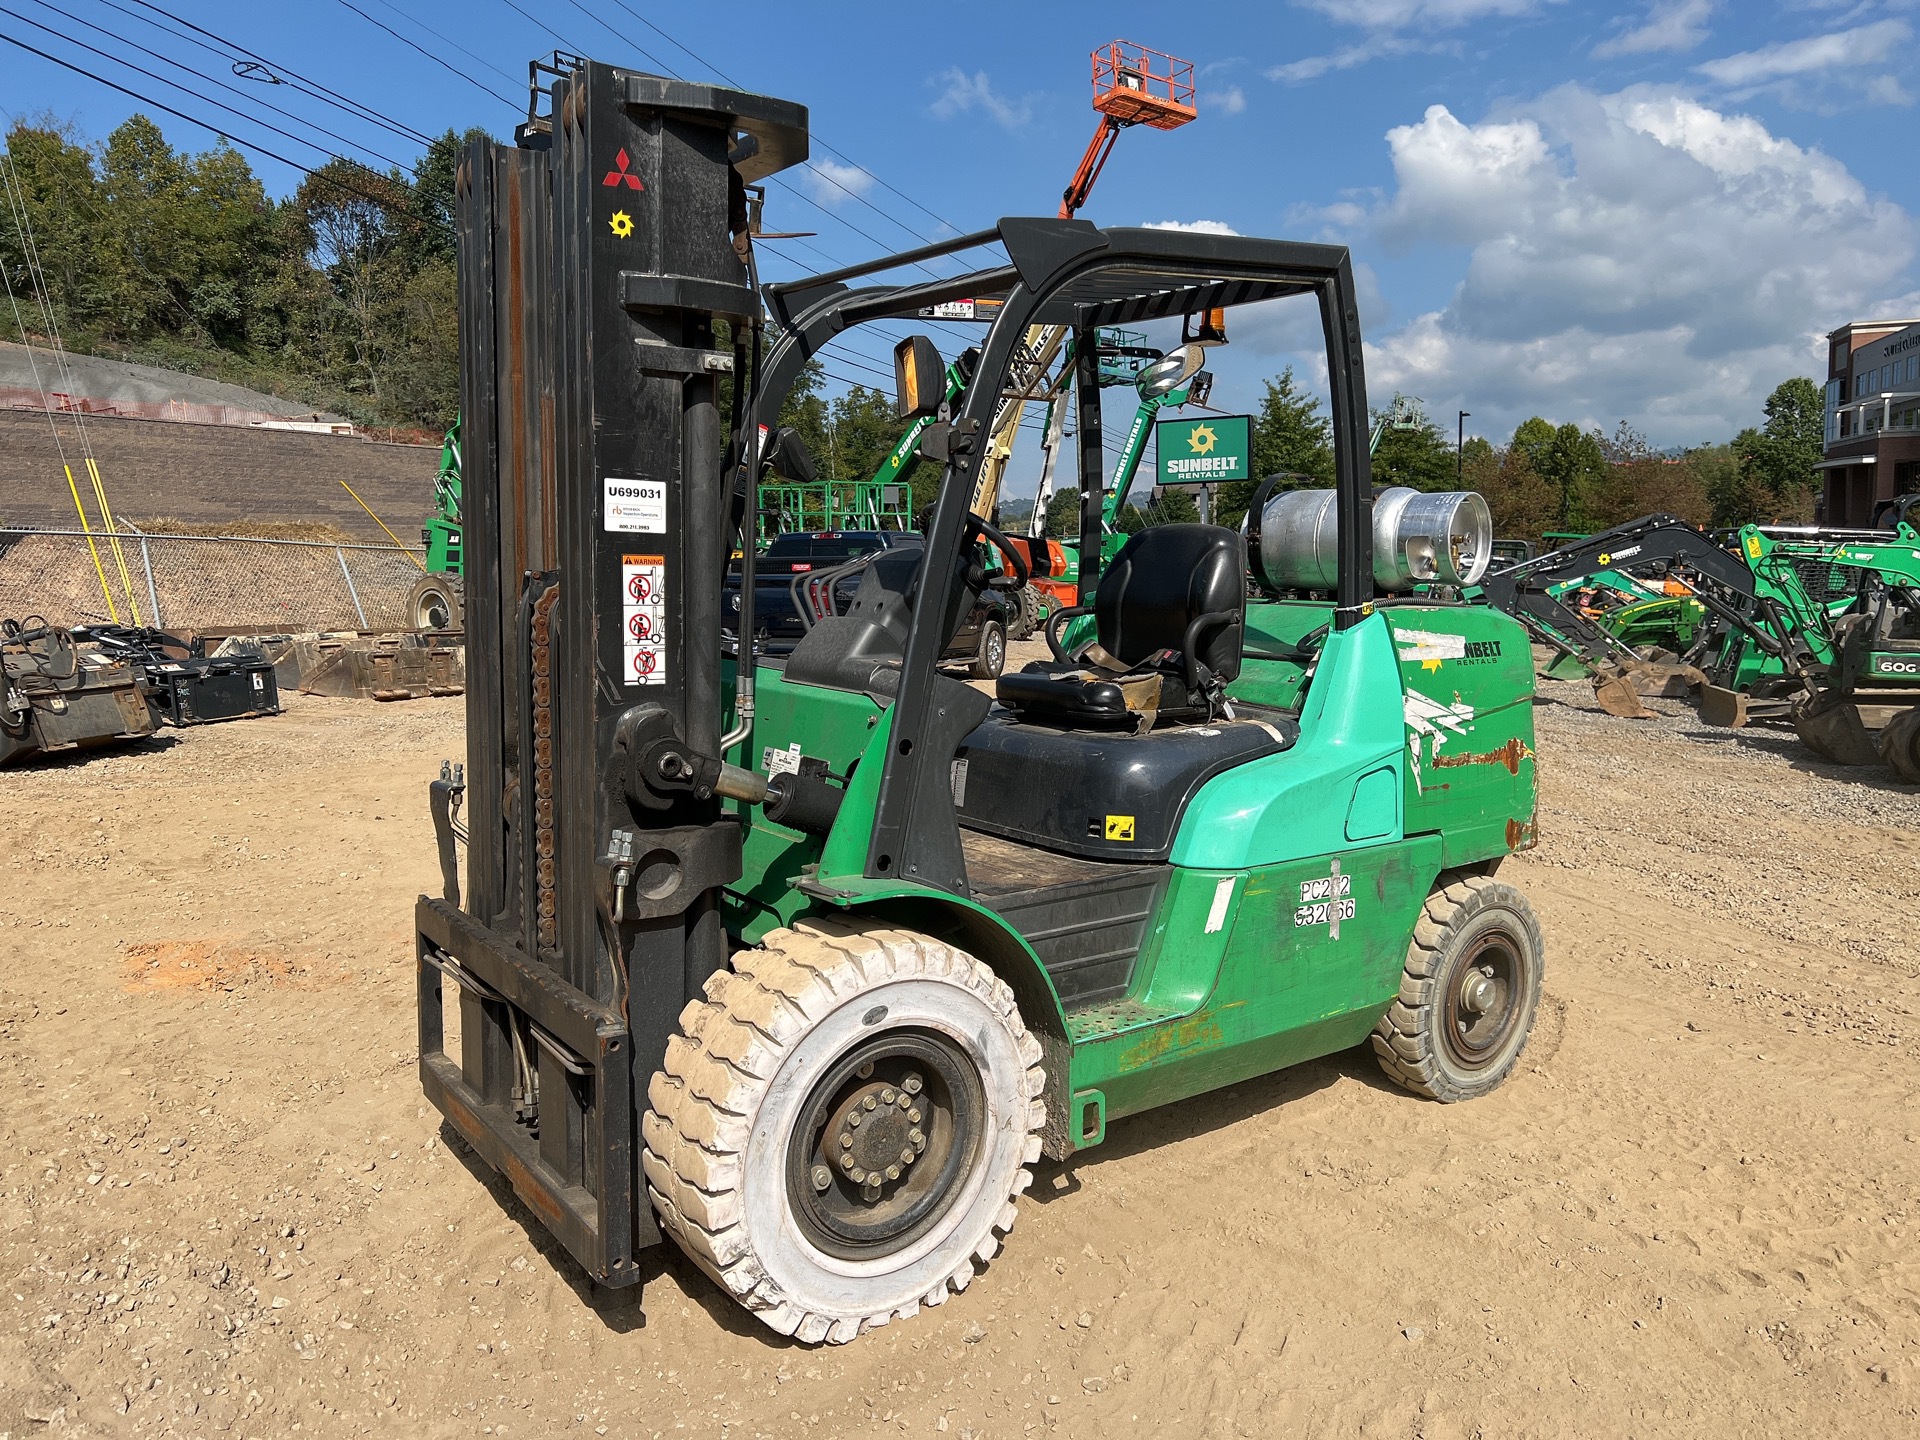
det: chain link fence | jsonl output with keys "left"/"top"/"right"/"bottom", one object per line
{"left": 0, "top": 527, "right": 428, "bottom": 632}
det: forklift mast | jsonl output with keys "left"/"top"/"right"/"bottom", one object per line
{"left": 418, "top": 58, "right": 808, "bottom": 1282}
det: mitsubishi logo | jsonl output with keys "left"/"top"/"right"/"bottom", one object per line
{"left": 602, "top": 148, "right": 644, "bottom": 190}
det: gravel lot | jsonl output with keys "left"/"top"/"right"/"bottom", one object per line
{"left": 2, "top": 675, "right": 1916, "bottom": 1438}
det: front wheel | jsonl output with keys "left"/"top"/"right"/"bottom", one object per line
{"left": 1880, "top": 706, "right": 1920, "bottom": 783}
{"left": 1372, "top": 872, "right": 1544, "bottom": 1103}
{"left": 968, "top": 620, "right": 1006, "bottom": 680}
{"left": 642, "top": 920, "right": 1045, "bottom": 1345}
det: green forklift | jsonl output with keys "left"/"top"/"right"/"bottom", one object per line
{"left": 418, "top": 57, "right": 1546, "bottom": 1347}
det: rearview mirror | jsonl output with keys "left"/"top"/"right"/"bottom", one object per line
{"left": 1137, "top": 343, "right": 1206, "bottom": 400}
{"left": 762, "top": 424, "right": 817, "bottom": 483}
{"left": 893, "top": 335, "right": 945, "bottom": 421}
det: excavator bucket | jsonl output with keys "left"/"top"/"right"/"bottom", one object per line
{"left": 1627, "top": 663, "right": 1705, "bottom": 699}
{"left": 1592, "top": 668, "right": 1654, "bottom": 719}
{"left": 1792, "top": 700, "right": 1882, "bottom": 766}
{"left": 1696, "top": 684, "right": 1749, "bottom": 729}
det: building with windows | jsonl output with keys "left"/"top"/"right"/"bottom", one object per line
{"left": 1821, "top": 317, "right": 1920, "bottom": 526}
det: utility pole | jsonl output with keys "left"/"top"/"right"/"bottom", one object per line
{"left": 1457, "top": 410, "right": 1470, "bottom": 485}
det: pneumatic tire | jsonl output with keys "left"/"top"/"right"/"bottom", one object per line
{"left": 1372, "top": 872, "right": 1544, "bottom": 1103}
{"left": 408, "top": 572, "right": 464, "bottom": 631}
{"left": 641, "top": 919, "right": 1045, "bottom": 1345}
{"left": 968, "top": 620, "right": 1007, "bottom": 681}
{"left": 1880, "top": 707, "right": 1920, "bottom": 784}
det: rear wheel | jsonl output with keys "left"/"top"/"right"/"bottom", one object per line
{"left": 1373, "top": 872, "right": 1544, "bottom": 1103}
{"left": 642, "top": 920, "right": 1045, "bottom": 1345}
{"left": 1880, "top": 706, "right": 1920, "bottom": 783}
{"left": 408, "top": 572, "right": 463, "bottom": 631}
{"left": 968, "top": 620, "right": 1006, "bottom": 681}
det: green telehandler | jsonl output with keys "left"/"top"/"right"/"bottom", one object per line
{"left": 417, "top": 56, "right": 1547, "bottom": 1346}
{"left": 408, "top": 416, "right": 466, "bottom": 630}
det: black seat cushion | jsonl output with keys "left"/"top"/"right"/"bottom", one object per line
{"left": 995, "top": 524, "right": 1246, "bottom": 726}
{"left": 994, "top": 663, "right": 1197, "bottom": 729}
{"left": 953, "top": 711, "right": 1296, "bottom": 862}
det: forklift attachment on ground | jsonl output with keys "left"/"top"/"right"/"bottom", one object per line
{"left": 1, "top": 619, "right": 159, "bottom": 765}
{"left": 295, "top": 632, "right": 464, "bottom": 700}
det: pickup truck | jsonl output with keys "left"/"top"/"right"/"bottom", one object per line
{"left": 724, "top": 530, "right": 1016, "bottom": 679}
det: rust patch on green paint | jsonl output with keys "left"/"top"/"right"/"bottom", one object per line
{"left": 1433, "top": 736, "right": 1533, "bottom": 775}
{"left": 1506, "top": 815, "right": 1539, "bottom": 851}
{"left": 1116, "top": 1002, "right": 1242, "bottom": 1073}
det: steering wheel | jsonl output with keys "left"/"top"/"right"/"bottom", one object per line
{"left": 965, "top": 514, "right": 1030, "bottom": 591}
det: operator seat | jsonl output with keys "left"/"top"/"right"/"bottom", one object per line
{"left": 996, "top": 524, "right": 1247, "bottom": 729}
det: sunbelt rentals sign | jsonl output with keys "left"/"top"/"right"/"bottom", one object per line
{"left": 1156, "top": 415, "right": 1251, "bottom": 485}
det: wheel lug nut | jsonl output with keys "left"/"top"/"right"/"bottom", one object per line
{"left": 907, "top": 1108, "right": 922, "bottom": 1124}
{"left": 862, "top": 1095, "right": 878, "bottom": 1111}
{"left": 811, "top": 1165, "right": 831, "bottom": 1191}
{"left": 848, "top": 1112, "right": 861, "bottom": 1128}
{"left": 838, "top": 1133, "right": 853, "bottom": 1150}
{"left": 857, "top": 1063, "right": 875, "bottom": 1079}
{"left": 880, "top": 1087, "right": 897, "bottom": 1104}
{"left": 896, "top": 1092, "right": 911, "bottom": 1108}
{"left": 850, "top": 1167, "right": 867, "bottom": 1184}
{"left": 885, "top": 1164, "right": 901, "bottom": 1181}
{"left": 899, "top": 1147, "right": 914, "bottom": 1165}
{"left": 840, "top": 1154, "right": 856, "bottom": 1171}
{"left": 908, "top": 1128, "right": 924, "bottom": 1147}
{"left": 902, "top": 1074, "right": 923, "bottom": 1094}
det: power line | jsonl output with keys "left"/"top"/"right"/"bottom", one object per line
{"left": 364, "top": 0, "right": 523, "bottom": 88}
{"left": 119, "top": 0, "right": 436, "bottom": 148}
{"left": 591, "top": 0, "right": 964, "bottom": 239}
{"left": 1, "top": 8, "right": 413, "bottom": 174}
{"left": 332, "top": 0, "right": 520, "bottom": 108}
{"left": 0, "top": 31, "right": 432, "bottom": 223}
{"left": 20, "top": 0, "right": 419, "bottom": 173}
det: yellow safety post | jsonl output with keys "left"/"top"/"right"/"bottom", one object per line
{"left": 338, "top": 479, "right": 428, "bottom": 571}
{"left": 84, "top": 456, "right": 142, "bottom": 625}
{"left": 63, "top": 462, "right": 119, "bottom": 623}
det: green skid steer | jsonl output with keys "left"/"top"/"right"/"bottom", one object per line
{"left": 417, "top": 57, "right": 1547, "bottom": 1346}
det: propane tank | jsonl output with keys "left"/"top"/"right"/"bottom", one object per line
{"left": 1253, "top": 485, "right": 1493, "bottom": 593}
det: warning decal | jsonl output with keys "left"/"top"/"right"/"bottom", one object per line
{"left": 622, "top": 554, "right": 666, "bottom": 687}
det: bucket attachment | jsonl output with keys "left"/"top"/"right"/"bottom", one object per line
{"left": 1792, "top": 698, "right": 1881, "bottom": 766}
{"left": 1592, "top": 667, "right": 1654, "bottom": 719}
{"left": 1696, "top": 684, "right": 1749, "bottom": 729}
{"left": 1628, "top": 663, "right": 1704, "bottom": 699}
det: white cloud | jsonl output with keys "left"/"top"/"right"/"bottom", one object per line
{"left": 1142, "top": 219, "right": 1242, "bottom": 235}
{"left": 1295, "top": 0, "right": 1546, "bottom": 25}
{"left": 1216, "top": 85, "right": 1247, "bottom": 115}
{"left": 1354, "top": 86, "right": 1914, "bottom": 443}
{"left": 801, "top": 160, "right": 875, "bottom": 207}
{"left": 1593, "top": 0, "right": 1716, "bottom": 59}
{"left": 1271, "top": 36, "right": 1429, "bottom": 83}
{"left": 1696, "top": 18, "right": 1910, "bottom": 83}
{"left": 927, "top": 69, "right": 1031, "bottom": 129}
{"left": 1274, "top": 0, "right": 1533, "bottom": 81}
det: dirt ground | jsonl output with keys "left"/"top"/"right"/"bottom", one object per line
{"left": 3, "top": 668, "right": 1919, "bottom": 1439}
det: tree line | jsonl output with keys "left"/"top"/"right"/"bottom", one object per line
{"left": 1190, "top": 368, "right": 1826, "bottom": 543}
{"left": 4, "top": 112, "right": 1827, "bottom": 536}
{"left": 3, "top": 114, "right": 482, "bottom": 430}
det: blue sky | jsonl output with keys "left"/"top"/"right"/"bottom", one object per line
{"left": 4, "top": 0, "right": 1918, "bottom": 467}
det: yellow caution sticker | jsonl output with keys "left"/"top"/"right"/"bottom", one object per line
{"left": 610, "top": 210, "right": 634, "bottom": 239}
{"left": 1105, "top": 815, "right": 1135, "bottom": 841}
{"left": 1745, "top": 534, "right": 1762, "bottom": 560}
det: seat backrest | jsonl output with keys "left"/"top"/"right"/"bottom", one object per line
{"left": 1094, "top": 524, "right": 1246, "bottom": 680}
